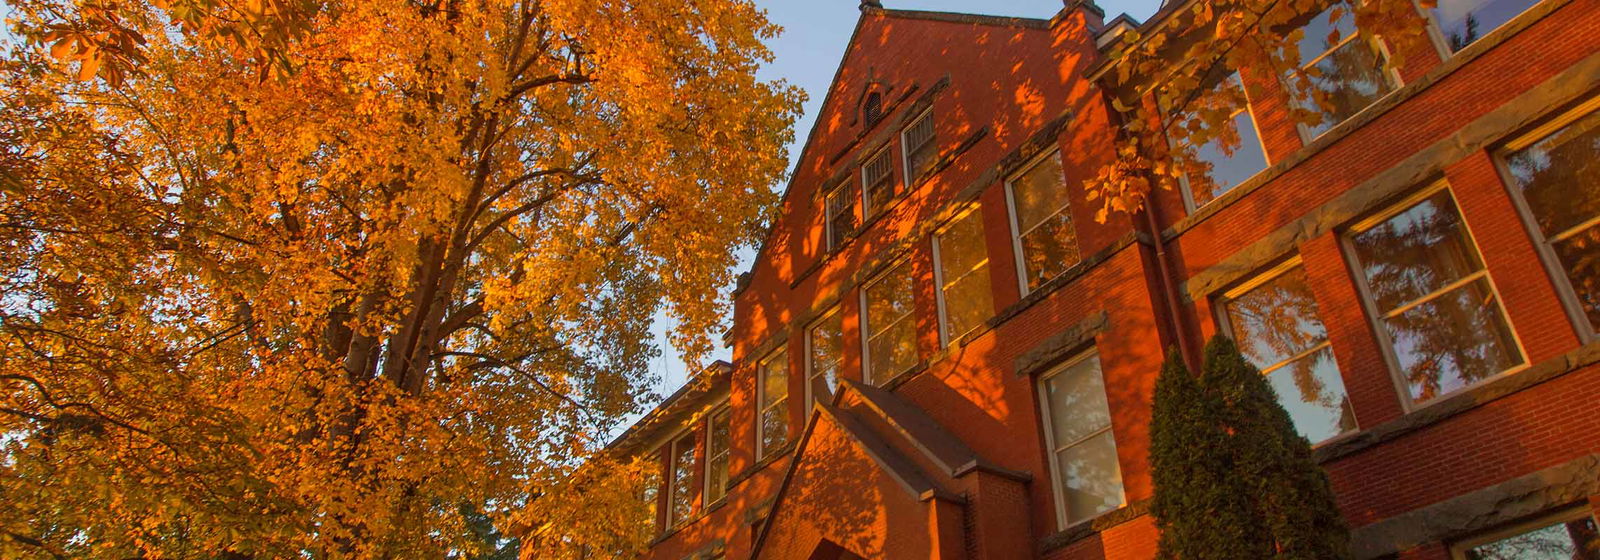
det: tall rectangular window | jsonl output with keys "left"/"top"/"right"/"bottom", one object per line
{"left": 1221, "top": 261, "right": 1356, "bottom": 444}
{"left": 705, "top": 408, "right": 731, "bottom": 504}
{"left": 757, "top": 349, "right": 789, "bottom": 457}
{"left": 1037, "top": 351, "right": 1124, "bottom": 528}
{"left": 640, "top": 452, "right": 661, "bottom": 537}
{"left": 1347, "top": 188, "right": 1524, "bottom": 405}
{"left": 1007, "top": 152, "right": 1081, "bottom": 293}
{"left": 1168, "top": 73, "right": 1269, "bottom": 208}
{"left": 668, "top": 433, "right": 696, "bottom": 526}
{"left": 1431, "top": 0, "right": 1541, "bottom": 53}
{"left": 1286, "top": 3, "right": 1396, "bottom": 138}
{"left": 862, "top": 261, "right": 918, "bottom": 385}
{"left": 934, "top": 208, "right": 994, "bottom": 344}
{"left": 806, "top": 308, "right": 845, "bottom": 409}
{"left": 862, "top": 148, "right": 896, "bottom": 217}
{"left": 1452, "top": 507, "right": 1599, "bottom": 559}
{"left": 1500, "top": 100, "right": 1600, "bottom": 338}
{"left": 902, "top": 109, "right": 937, "bottom": 182}
{"left": 825, "top": 180, "right": 858, "bottom": 252}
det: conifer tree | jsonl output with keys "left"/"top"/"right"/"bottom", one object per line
{"left": 1150, "top": 338, "right": 1349, "bottom": 559}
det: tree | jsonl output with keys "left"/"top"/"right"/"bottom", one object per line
{"left": 1085, "top": 0, "right": 1438, "bottom": 221}
{"left": 1149, "top": 337, "right": 1348, "bottom": 559}
{"left": 0, "top": 0, "right": 802, "bottom": 558}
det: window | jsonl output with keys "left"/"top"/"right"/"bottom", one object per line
{"left": 934, "top": 208, "right": 994, "bottom": 344}
{"left": 1430, "top": 0, "right": 1542, "bottom": 53}
{"left": 864, "top": 91, "right": 884, "bottom": 125}
{"left": 902, "top": 109, "right": 937, "bottom": 182}
{"left": 640, "top": 452, "right": 662, "bottom": 536}
{"left": 862, "top": 148, "right": 896, "bottom": 217}
{"left": 1285, "top": 3, "right": 1397, "bottom": 138}
{"left": 1037, "top": 350, "right": 1125, "bottom": 528}
{"left": 668, "top": 433, "right": 697, "bottom": 526}
{"left": 806, "top": 308, "right": 846, "bottom": 409}
{"left": 1221, "top": 261, "right": 1356, "bottom": 444}
{"left": 1499, "top": 99, "right": 1600, "bottom": 339}
{"left": 825, "top": 180, "right": 859, "bottom": 252}
{"left": 1452, "top": 507, "right": 1599, "bottom": 559}
{"left": 705, "top": 408, "right": 731, "bottom": 504}
{"left": 1007, "top": 151, "right": 1081, "bottom": 293}
{"left": 1168, "top": 73, "right": 1269, "bottom": 209}
{"left": 1347, "top": 187, "right": 1524, "bottom": 405}
{"left": 862, "top": 260, "right": 918, "bottom": 385}
{"left": 756, "top": 349, "right": 789, "bottom": 457}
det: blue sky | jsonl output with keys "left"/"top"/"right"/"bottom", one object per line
{"left": 644, "top": 0, "right": 1165, "bottom": 398}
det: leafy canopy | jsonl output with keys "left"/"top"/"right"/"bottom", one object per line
{"left": 0, "top": 0, "right": 801, "bottom": 557}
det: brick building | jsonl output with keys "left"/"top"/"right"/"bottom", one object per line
{"left": 588, "top": 0, "right": 1600, "bottom": 558}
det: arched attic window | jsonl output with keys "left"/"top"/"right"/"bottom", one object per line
{"left": 863, "top": 91, "right": 884, "bottom": 126}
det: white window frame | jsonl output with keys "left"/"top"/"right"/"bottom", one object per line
{"left": 703, "top": 404, "right": 732, "bottom": 505}
{"left": 859, "top": 260, "right": 917, "bottom": 386}
{"left": 1215, "top": 257, "right": 1358, "bottom": 445}
{"left": 932, "top": 205, "right": 991, "bottom": 346}
{"left": 1167, "top": 73, "right": 1272, "bottom": 213}
{"left": 1036, "top": 349, "right": 1125, "bottom": 530}
{"left": 1341, "top": 182, "right": 1528, "bottom": 411}
{"left": 755, "top": 348, "right": 789, "bottom": 460}
{"left": 1493, "top": 95, "right": 1600, "bottom": 344}
{"left": 900, "top": 107, "right": 936, "bottom": 184}
{"left": 1449, "top": 505, "right": 1600, "bottom": 559}
{"left": 1287, "top": 3, "right": 1404, "bottom": 143}
{"left": 1005, "top": 150, "right": 1078, "bottom": 296}
{"left": 665, "top": 430, "right": 698, "bottom": 528}
{"left": 805, "top": 307, "right": 844, "bottom": 411}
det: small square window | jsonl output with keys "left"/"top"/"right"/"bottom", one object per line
{"left": 1220, "top": 260, "right": 1356, "bottom": 443}
{"left": 1346, "top": 187, "right": 1524, "bottom": 405}
{"left": 861, "top": 260, "right": 918, "bottom": 385}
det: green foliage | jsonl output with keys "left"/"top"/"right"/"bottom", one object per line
{"left": 1150, "top": 337, "right": 1349, "bottom": 559}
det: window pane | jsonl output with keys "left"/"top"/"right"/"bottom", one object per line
{"left": 707, "top": 410, "right": 730, "bottom": 503}
{"left": 671, "top": 436, "right": 695, "bottom": 524}
{"left": 1503, "top": 107, "right": 1600, "bottom": 332}
{"left": 866, "top": 270, "right": 915, "bottom": 329}
{"left": 1054, "top": 430, "right": 1125, "bottom": 525}
{"left": 906, "top": 115, "right": 938, "bottom": 180}
{"left": 1044, "top": 355, "right": 1112, "bottom": 446}
{"left": 1266, "top": 347, "right": 1357, "bottom": 443}
{"left": 1289, "top": 6, "right": 1393, "bottom": 137}
{"left": 1384, "top": 277, "right": 1522, "bottom": 402}
{"left": 1505, "top": 108, "right": 1600, "bottom": 237}
{"left": 944, "top": 272, "right": 993, "bottom": 342}
{"left": 1464, "top": 514, "right": 1599, "bottom": 559}
{"left": 938, "top": 211, "right": 993, "bottom": 340}
{"left": 1019, "top": 213, "right": 1082, "bottom": 290}
{"left": 1433, "top": 0, "right": 1541, "bottom": 53}
{"left": 868, "top": 318, "right": 918, "bottom": 384}
{"left": 760, "top": 403, "right": 787, "bottom": 450}
{"left": 760, "top": 353, "right": 788, "bottom": 407}
{"left": 809, "top": 311, "right": 846, "bottom": 401}
{"left": 1187, "top": 109, "right": 1268, "bottom": 207}
{"left": 864, "top": 150, "right": 895, "bottom": 215}
{"left": 826, "top": 183, "right": 858, "bottom": 251}
{"left": 864, "top": 262, "right": 917, "bottom": 384}
{"left": 1226, "top": 265, "right": 1330, "bottom": 367}
{"left": 1551, "top": 228, "right": 1600, "bottom": 330}
{"left": 1011, "top": 153, "right": 1073, "bottom": 233}
{"left": 1351, "top": 191, "right": 1487, "bottom": 312}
